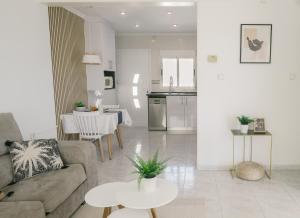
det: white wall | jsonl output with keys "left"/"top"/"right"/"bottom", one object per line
{"left": 0, "top": 0, "right": 57, "bottom": 139}
{"left": 85, "top": 20, "right": 117, "bottom": 106}
{"left": 116, "top": 34, "right": 197, "bottom": 92}
{"left": 197, "top": 0, "right": 300, "bottom": 169}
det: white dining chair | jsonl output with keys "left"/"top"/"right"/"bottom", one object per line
{"left": 73, "top": 111, "right": 106, "bottom": 162}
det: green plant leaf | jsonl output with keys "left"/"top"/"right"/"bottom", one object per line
{"left": 128, "top": 150, "right": 170, "bottom": 180}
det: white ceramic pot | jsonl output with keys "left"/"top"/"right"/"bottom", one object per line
{"left": 76, "top": 107, "right": 86, "bottom": 112}
{"left": 140, "top": 177, "right": 157, "bottom": 193}
{"left": 240, "top": 125, "right": 249, "bottom": 134}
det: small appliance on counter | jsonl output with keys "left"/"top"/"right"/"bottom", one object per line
{"left": 104, "top": 71, "right": 115, "bottom": 90}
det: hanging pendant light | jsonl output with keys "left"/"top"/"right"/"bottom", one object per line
{"left": 82, "top": 53, "right": 101, "bottom": 65}
{"left": 82, "top": 22, "right": 102, "bottom": 65}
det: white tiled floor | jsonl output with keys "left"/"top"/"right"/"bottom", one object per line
{"left": 74, "top": 127, "right": 300, "bottom": 218}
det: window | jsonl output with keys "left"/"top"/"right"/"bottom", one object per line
{"left": 162, "top": 58, "right": 178, "bottom": 87}
{"left": 162, "top": 57, "right": 195, "bottom": 88}
{"left": 179, "top": 58, "right": 194, "bottom": 87}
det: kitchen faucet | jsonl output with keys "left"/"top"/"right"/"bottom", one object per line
{"left": 169, "top": 75, "right": 174, "bottom": 93}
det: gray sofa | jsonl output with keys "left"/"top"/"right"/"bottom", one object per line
{"left": 0, "top": 113, "right": 98, "bottom": 218}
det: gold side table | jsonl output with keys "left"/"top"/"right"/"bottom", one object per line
{"left": 230, "top": 129, "right": 273, "bottom": 179}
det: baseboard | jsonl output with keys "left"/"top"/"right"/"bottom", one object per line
{"left": 197, "top": 164, "right": 231, "bottom": 171}
{"left": 167, "top": 130, "right": 196, "bottom": 135}
{"left": 271, "top": 165, "right": 300, "bottom": 170}
{"left": 197, "top": 163, "right": 300, "bottom": 171}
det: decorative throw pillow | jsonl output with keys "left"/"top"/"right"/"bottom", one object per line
{"left": 5, "top": 139, "right": 64, "bottom": 183}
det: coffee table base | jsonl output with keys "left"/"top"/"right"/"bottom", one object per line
{"left": 102, "top": 207, "right": 158, "bottom": 218}
{"left": 150, "top": 208, "right": 158, "bottom": 218}
{"left": 103, "top": 207, "right": 111, "bottom": 218}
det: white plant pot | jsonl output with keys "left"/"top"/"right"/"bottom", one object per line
{"left": 76, "top": 107, "right": 86, "bottom": 112}
{"left": 240, "top": 125, "right": 249, "bottom": 134}
{"left": 140, "top": 177, "right": 157, "bottom": 193}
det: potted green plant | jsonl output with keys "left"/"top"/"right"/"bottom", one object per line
{"left": 74, "top": 101, "right": 86, "bottom": 112}
{"left": 237, "top": 115, "right": 254, "bottom": 134}
{"left": 128, "top": 150, "right": 169, "bottom": 193}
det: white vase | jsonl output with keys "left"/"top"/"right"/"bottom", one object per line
{"left": 140, "top": 177, "right": 157, "bottom": 193}
{"left": 240, "top": 125, "right": 249, "bottom": 134}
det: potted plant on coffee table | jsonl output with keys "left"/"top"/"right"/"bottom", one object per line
{"left": 237, "top": 115, "right": 254, "bottom": 134}
{"left": 74, "top": 101, "right": 86, "bottom": 112}
{"left": 129, "top": 150, "right": 169, "bottom": 193}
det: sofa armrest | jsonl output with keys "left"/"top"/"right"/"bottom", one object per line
{"left": 0, "top": 201, "right": 45, "bottom": 218}
{"left": 58, "top": 140, "right": 98, "bottom": 189}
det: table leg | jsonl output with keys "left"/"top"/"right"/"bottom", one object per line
{"left": 151, "top": 208, "right": 158, "bottom": 218}
{"left": 230, "top": 135, "right": 235, "bottom": 179}
{"left": 270, "top": 135, "right": 273, "bottom": 178}
{"left": 116, "top": 125, "right": 123, "bottom": 149}
{"left": 117, "top": 205, "right": 125, "bottom": 209}
{"left": 250, "top": 136, "right": 253, "bottom": 161}
{"left": 107, "top": 134, "right": 112, "bottom": 160}
{"left": 107, "top": 134, "right": 113, "bottom": 160}
{"left": 102, "top": 207, "right": 111, "bottom": 218}
{"left": 243, "top": 136, "right": 246, "bottom": 162}
{"left": 266, "top": 135, "right": 273, "bottom": 179}
{"left": 97, "top": 138, "right": 104, "bottom": 162}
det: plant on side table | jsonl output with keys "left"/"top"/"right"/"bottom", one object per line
{"left": 128, "top": 150, "right": 169, "bottom": 193}
{"left": 237, "top": 115, "right": 254, "bottom": 134}
{"left": 74, "top": 101, "right": 86, "bottom": 112}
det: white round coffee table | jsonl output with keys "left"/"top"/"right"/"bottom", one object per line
{"left": 116, "top": 179, "right": 178, "bottom": 218}
{"left": 85, "top": 182, "right": 126, "bottom": 218}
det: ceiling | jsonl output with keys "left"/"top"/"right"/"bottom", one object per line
{"left": 69, "top": 2, "right": 197, "bottom": 34}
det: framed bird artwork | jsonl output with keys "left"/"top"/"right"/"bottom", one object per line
{"left": 240, "top": 24, "right": 272, "bottom": 63}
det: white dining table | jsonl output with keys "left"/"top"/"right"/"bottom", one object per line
{"left": 60, "top": 112, "right": 119, "bottom": 135}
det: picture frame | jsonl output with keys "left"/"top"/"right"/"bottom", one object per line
{"left": 254, "top": 118, "right": 266, "bottom": 133}
{"left": 240, "top": 24, "right": 272, "bottom": 64}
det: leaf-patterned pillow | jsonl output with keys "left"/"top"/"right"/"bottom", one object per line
{"left": 5, "top": 139, "right": 64, "bottom": 183}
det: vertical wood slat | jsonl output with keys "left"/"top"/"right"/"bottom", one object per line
{"left": 48, "top": 7, "right": 87, "bottom": 140}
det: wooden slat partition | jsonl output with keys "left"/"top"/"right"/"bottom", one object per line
{"left": 48, "top": 7, "right": 87, "bottom": 139}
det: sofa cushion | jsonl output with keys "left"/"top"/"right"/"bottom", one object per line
{"left": 6, "top": 139, "right": 64, "bottom": 183}
{"left": 0, "top": 155, "right": 13, "bottom": 189}
{"left": 0, "top": 201, "right": 45, "bottom": 218}
{"left": 0, "top": 113, "right": 23, "bottom": 156}
{"left": 2, "top": 164, "right": 86, "bottom": 213}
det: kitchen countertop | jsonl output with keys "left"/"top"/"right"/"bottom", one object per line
{"left": 147, "top": 92, "right": 197, "bottom": 97}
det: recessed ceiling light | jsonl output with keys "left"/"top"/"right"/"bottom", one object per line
{"left": 172, "top": 24, "right": 178, "bottom": 28}
{"left": 167, "top": 11, "right": 172, "bottom": 15}
{"left": 159, "top": 2, "right": 195, "bottom": 7}
{"left": 120, "top": 11, "right": 127, "bottom": 16}
{"left": 135, "top": 24, "right": 140, "bottom": 28}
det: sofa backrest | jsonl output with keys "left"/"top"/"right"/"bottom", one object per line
{"left": 0, "top": 113, "right": 23, "bottom": 189}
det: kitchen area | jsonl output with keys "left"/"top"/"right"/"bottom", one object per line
{"left": 116, "top": 41, "right": 197, "bottom": 132}
{"left": 147, "top": 91, "right": 196, "bottom": 131}
{"left": 117, "top": 35, "right": 197, "bottom": 133}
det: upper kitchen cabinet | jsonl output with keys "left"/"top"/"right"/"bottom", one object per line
{"left": 85, "top": 20, "right": 116, "bottom": 91}
{"left": 99, "top": 23, "right": 116, "bottom": 71}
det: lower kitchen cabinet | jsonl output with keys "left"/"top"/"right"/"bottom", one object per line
{"left": 167, "top": 96, "right": 197, "bottom": 130}
{"left": 185, "top": 96, "right": 197, "bottom": 130}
